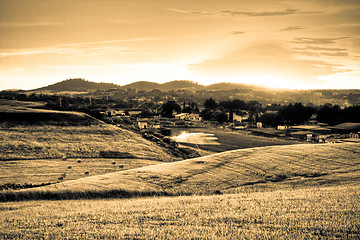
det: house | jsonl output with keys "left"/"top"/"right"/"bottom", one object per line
{"left": 277, "top": 125, "right": 289, "bottom": 130}
{"left": 174, "top": 113, "right": 202, "bottom": 121}
{"left": 128, "top": 110, "right": 142, "bottom": 116}
{"left": 150, "top": 122, "right": 161, "bottom": 129}
{"left": 137, "top": 118, "right": 149, "bottom": 129}
{"left": 174, "top": 113, "right": 188, "bottom": 120}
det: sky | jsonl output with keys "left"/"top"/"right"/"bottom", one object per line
{"left": 0, "top": 0, "right": 359, "bottom": 90}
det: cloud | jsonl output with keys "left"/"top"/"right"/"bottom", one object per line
{"left": 293, "top": 37, "right": 350, "bottom": 44}
{"left": 221, "top": 9, "right": 321, "bottom": 17}
{"left": 294, "top": 51, "right": 349, "bottom": 57}
{"left": 231, "top": 31, "right": 245, "bottom": 35}
{"left": 281, "top": 26, "right": 304, "bottom": 31}
{"left": 166, "top": 8, "right": 213, "bottom": 15}
{"left": 0, "top": 38, "right": 156, "bottom": 57}
{"left": 0, "top": 22, "right": 66, "bottom": 28}
{"left": 189, "top": 41, "right": 350, "bottom": 88}
{"left": 294, "top": 46, "right": 347, "bottom": 51}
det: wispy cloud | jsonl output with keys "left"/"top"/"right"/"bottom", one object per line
{"left": 0, "top": 22, "right": 66, "bottom": 28}
{"left": 0, "top": 38, "right": 156, "bottom": 57}
{"left": 293, "top": 37, "right": 350, "bottom": 44}
{"left": 294, "top": 46, "right": 347, "bottom": 51}
{"left": 294, "top": 51, "right": 349, "bottom": 57}
{"left": 281, "top": 26, "right": 304, "bottom": 31}
{"left": 166, "top": 8, "right": 213, "bottom": 15}
{"left": 221, "top": 9, "right": 321, "bottom": 17}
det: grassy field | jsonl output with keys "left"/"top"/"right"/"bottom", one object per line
{"left": 0, "top": 158, "right": 163, "bottom": 187}
{"left": 2, "top": 142, "right": 358, "bottom": 201}
{"left": 171, "top": 127, "right": 297, "bottom": 153}
{"left": 0, "top": 185, "right": 358, "bottom": 239}
{"left": 0, "top": 124, "right": 177, "bottom": 162}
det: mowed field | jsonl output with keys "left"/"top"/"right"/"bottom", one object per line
{"left": 0, "top": 158, "right": 163, "bottom": 186}
{"left": 1, "top": 185, "right": 359, "bottom": 239}
{"left": 2, "top": 142, "right": 358, "bottom": 201}
{"left": 171, "top": 127, "right": 297, "bottom": 153}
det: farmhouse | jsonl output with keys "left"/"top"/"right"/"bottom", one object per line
{"left": 174, "top": 113, "right": 202, "bottom": 121}
{"left": 137, "top": 118, "right": 149, "bottom": 129}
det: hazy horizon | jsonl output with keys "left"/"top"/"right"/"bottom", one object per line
{"left": 1, "top": 0, "right": 359, "bottom": 91}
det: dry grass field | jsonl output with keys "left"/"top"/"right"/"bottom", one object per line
{"left": 0, "top": 158, "right": 163, "bottom": 186}
{"left": 1, "top": 100, "right": 359, "bottom": 239}
{"left": 2, "top": 142, "right": 358, "bottom": 201}
{"left": 0, "top": 185, "right": 358, "bottom": 239}
{"left": 0, "top": 124, "right": 177, "bottom": 162}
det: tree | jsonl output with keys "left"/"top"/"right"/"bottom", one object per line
{"left": 182, "top": 106, "right": 193, "bottom": 113}
{"left": 160, "top": 101, "right": 181, "bottom": 118}
{"left": 279, "top": 103, "right": 315, "bottom": 125}
{"left": 215, "top": 111, "right": 228, "bottom": 124}
{"left": 258, "top": 113, "right": 281, "bottom": 127}
{"left": 204, "top": 98, "right": 217, "bottom": 109}
{"left": 218, "top": 99, "right": 247, "bottom": 122}
{"left": 316, "top": 105, "right": 344, "bottom": 124}
{"left": 200, "top": 108, "right": 214, "bottom": 121}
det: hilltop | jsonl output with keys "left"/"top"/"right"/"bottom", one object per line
{"left": 32, "top": 78, "right": 122, "bottom": 92}
{"left": 30, "top": 79, "right": 266, "bottom": 93}
{"left": 2, "top": 142, "right": 358, "bottom": 201}
{"left": 30, "top": 79, "right": 202, "bottom": 92}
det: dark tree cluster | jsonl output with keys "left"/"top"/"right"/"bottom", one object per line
{"left": 316, "top": 105, "right": 360, "bottom": 124}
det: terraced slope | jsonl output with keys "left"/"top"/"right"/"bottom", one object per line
{"left": 2, "top": 143, "right": 359, "bottom": 201}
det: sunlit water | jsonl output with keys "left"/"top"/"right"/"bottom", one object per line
{"left": 171, "top": 131, "right": 220, "bottom": 145}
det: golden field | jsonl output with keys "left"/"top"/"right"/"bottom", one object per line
{"left": 1, "top": 142, "right": 358, "bottom": 201}
{"left": 0, "top": 185, "right": 359, "bottom": 239}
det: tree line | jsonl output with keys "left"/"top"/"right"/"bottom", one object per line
{"left": 1, "top": 91, "right": 359, "bottom": 125}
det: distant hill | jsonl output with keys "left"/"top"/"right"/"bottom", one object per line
{"left": 205, "top": 82, "right": 265, "bottom": 91}
{"left": 29, "top": 79, "right": 264, "bottom": 93}
{"left": 32, "top": 78, "right": 121, "bottom": 92}
{"left": 121, "top": 80, "right": 200, "bottom": 91}
{"left": 121, "top": 81, "right": 161, "bottom": 91}
{"left": 161, "top": 80, "right": 200, "bottom": 90}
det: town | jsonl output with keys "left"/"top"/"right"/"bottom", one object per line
{"left": 1, "top": 83, "right": 359, "bottom": 152}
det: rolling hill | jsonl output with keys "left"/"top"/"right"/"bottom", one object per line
{"left": 28, "top": 78, "right": 262, "bottom": 92}
{"left": 2, "top": 142, "right": 359, "bottom": 201}
{"left": 0, "top": 100, "right": 177, "bottom": 162}
{"left": 32, "top": 78, "right": 122, "bottom": 92}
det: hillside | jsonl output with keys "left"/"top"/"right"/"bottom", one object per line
{"left": 2, "top": 142, "right": 358, "bottom": 201}
{"left": 0, "top": 123, "right": 176, "bottom": 162}
{"left": 0, "top": 99, "right": 101, "bottom": 126}
{"left": 33, "top": 78, "right": 121, "bottom": 92}
{"left": 161, "top": 80, "right": 200, "bottom": 90}
{"left": 121, "top": 81, "right": 161, "bottom": 91}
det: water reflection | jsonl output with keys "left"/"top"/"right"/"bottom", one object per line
{"left": 171, "top": 131, "right": 220, "bottom": 145}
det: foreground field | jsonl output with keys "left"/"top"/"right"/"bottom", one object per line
{"left": 1, "top": 185, "right": 359, "bottom": 239}
{"left": 2, "top": 143, "right": 358, "bottom": 201}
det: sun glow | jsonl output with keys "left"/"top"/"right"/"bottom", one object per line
{"left": 242, "top": 73, "right": 303, "bottom": 89}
